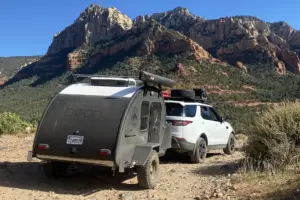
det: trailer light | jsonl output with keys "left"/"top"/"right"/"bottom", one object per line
{"left": 38, "top": 144, "right": 50, "bottom": 150}
{"left": 99, "top": 149, "right": 111, "bottom": 156}
{"left": 172, "top": 120, "right": 192, "bottom": 126}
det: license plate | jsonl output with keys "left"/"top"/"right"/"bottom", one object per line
{"left": 66, "top": 135, "right": 84, "bottom": 145}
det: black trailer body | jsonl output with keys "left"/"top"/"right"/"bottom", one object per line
{"left": 28, "top": 71, "right": 174, "bottom": 189}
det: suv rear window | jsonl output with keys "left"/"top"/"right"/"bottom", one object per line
{"left": 166, "top": 103, "right": 196, "bottom": 117}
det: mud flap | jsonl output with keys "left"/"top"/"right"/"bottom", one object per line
{"left": 161, "top": 124, "right": 172, "bottom": 150}
{"left": 27, "top": 151, "right": 33, "bottom": 162}
{"left": 132, "top": 143, "right": 159, "bottom": 166}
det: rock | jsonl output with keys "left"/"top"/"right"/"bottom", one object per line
{"left": 67, "top": 51, "right": 83, "bottom": 71}
{"left": 25, "top": 127, "right": 32, "bottom": 134}
{"left": 231, "top": 185, "right": 238, "bottom": 191}
{"left": 47, "top": 4, "right": 133, "bottom": 55}
{"left": 274, "top": 60, "right": 286, "bottom": 74}
{"left": 280, "top": 49, "right": 300, "bottom": 73}
{"left": 177, "top": 63, "right": 190, "bottom": 76}
{"left": 217, "top": 193, "right": 224, "bottom": 198}
{"left": 0, "top": 76, "right": 7, "bottom": 86}
{"left": 235, "top": 61, "right": 248, "bottom": 73}
{"left": 120, "top": 192, "right": 133, "bottom": 200}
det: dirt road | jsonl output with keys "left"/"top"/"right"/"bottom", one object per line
{"left": 0, "top": 134, "right": 245, "bottom": 200}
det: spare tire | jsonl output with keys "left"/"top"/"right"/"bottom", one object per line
{"left": 193, "top": 88, "right": 207, "bottom": 97}
{"left": 171, "top": 89, "right": 195, "bottom": 99}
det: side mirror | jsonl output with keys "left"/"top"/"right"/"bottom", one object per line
{"left": 221, "top": 117, "right": 225, "bottom": 123}
{"left": 221, "top": 116, "right": 231, "bottom": 122}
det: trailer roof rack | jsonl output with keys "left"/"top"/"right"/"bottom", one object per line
{"left": 71, "top": 71, "right": 175, "bottom": 88}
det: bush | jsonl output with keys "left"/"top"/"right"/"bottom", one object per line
{"left": 244, "top": 101, "right": 300, "bottom": 170}
{"left": 0, "top": 112, "right": 31, "bottom": 135}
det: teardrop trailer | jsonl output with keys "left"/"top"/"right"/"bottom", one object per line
{"left": 27, "top": 71, "right": 175, "bottom": 189}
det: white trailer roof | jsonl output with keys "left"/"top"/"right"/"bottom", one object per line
{"left": 59, "top": 83, "right": 142, "bottom": 98}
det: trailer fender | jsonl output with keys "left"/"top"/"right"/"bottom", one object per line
{"left": 132, "top": 144, "right": 159, "bottom": 166}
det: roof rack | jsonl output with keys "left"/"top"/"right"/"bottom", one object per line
{"left": 164, "top": 96, "right": 208, "bottom": 104}
{"left": 71, "top": 71, "right": 175, "bottom": 88}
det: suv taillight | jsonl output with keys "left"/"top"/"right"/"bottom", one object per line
{"left": 171, "top": 120, "right": 192, "bottom": 126}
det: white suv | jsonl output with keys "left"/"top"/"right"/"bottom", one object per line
{"left": 165, "top": 99, "right": 236, "bottom": 163}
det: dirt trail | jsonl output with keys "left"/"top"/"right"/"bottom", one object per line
{"left": 0, "top": 134, "right": 245, "bottom": 200}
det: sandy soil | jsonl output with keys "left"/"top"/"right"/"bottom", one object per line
{"left": 0, "top": 134, "right": 246, "bottom": 200}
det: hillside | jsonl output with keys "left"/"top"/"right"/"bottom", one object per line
{"left": 1, "top": 4, "right": 300, "bottom": 132}
{"left": 0, "top": 56, "right": 41, "bottom": 76}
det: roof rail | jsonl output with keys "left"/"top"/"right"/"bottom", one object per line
{"left": 72, "top": 74, "right": 138, "bottom": 82}
{"left": 164, "top": 96, "right": 208, "bottom": 104}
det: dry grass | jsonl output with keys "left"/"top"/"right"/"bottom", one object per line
{"left": 230, "top": 101, "right": 300, "bottom": 199}
{"left": 233, "top": 165, "right": 300, "bottom": 200}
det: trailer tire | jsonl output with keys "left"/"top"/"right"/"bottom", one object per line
{"left": 170, "top": 89, "right": 195, "bottom": 99}
{"left": 43, "top": 161, "right": 70, "bottom": 178}
{"left": 136, "top": 150, "right": 159, "bottom": 189}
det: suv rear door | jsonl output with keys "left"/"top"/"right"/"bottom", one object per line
{"left": 199, "top": 105, "right": 224, "bottom": 145}
{"left": 165, "top": 102, "right": 196, "bottom": 141}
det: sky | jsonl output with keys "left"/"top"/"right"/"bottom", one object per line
{"left": 0, "top": 0, "right": 299, "bottom": 57}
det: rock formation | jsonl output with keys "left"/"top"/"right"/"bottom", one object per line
{"left": 149, "top": 8, "right": 300, "bottom": 74}
{"left": 47, "top": 4, "right": 133, "bottom": 54}
{"left": 80, "top": 20, "right": 213, "bottom": 71}
{"left": 43, "top": 4, "right": 300, "bottom": 74}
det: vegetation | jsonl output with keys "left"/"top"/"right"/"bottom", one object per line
{"left": 0, "top": 112, "right": 32, "bottom": 135}
{"left": 244, "top": 101, "right": 300, "bottom": 170}
{"left": 0, "top": 56, "right": 41, "bottom": 76}
{"left": 1, "top": 53, "right": 300, "bottom": 135}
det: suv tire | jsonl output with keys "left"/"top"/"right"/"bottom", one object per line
{"left": 136, "top": 150, "right": 160, "bottom": 189}
{"left": 171, "top": 89, "right": 195, "bottom": 99}
{"left": 223, "top": 133, "right": 236, "bottom": 155}
{"left": 190, "top": 138, "right": 207, "bottom": 163}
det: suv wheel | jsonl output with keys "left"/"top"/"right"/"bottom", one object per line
{"left": 190, "top": 138, "right": 207, "bottom": 163}
{"left": 136, "top": 150, "right": 160, "bottom": 189}
{"left": 223, "top": 133, "right": 236, "bottom": 155}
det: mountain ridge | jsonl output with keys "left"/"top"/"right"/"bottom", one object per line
{"left": 44, "top": 4, "right": 300, "bottom": 74}
{"left": 1, "top": 4, "right": 300, "bottom": 88}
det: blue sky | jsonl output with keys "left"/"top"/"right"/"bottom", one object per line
{"left": 0, "top": 0, "right": 299, "bottom": 57}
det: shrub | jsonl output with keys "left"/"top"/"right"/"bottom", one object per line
{"left": 244, "top": 101, "right": 300, "bottom": 170}
{"left": 0, "top": 112, "right": 31, "bottom": 135}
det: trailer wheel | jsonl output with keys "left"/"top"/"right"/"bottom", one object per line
{"left": 136, "top": 150, "right": 159, "bottom": 189}
{"left": 43, "top": 161, "right": 70, "bottom": 178}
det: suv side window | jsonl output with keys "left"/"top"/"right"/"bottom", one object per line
{"left": 185, "top": 105, "right": 197, "bottom": 117}
{"left": 200, "top": 106, "right": 221, "bottom": 122}
{"left": 210, "top": 108, "right": 222, "bottom": 121}
{"left": 200, "top": 106, "right": 211, "bottom": 120}
{"left": 208, "top": 107, "right": 220, "bottom": 122}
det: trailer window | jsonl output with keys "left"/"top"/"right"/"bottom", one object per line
{"left": 140, "top": 101, "right": 150, "bottom": 131}
{"left": 148, "top": 102, "right": 162, "bottom": 143}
